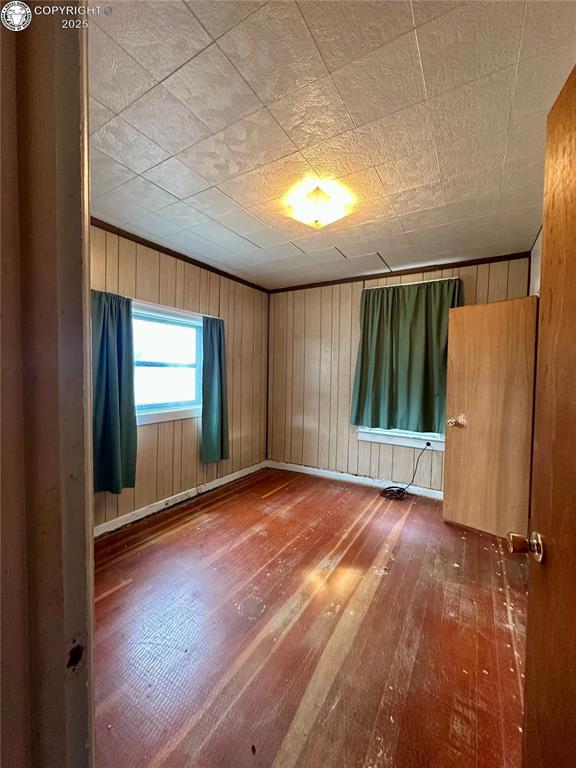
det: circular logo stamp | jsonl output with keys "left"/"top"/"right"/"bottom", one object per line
{"left": 1, "top": 1, "right": 32, "bottom": 31}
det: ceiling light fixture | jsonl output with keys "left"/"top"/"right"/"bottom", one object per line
{"left": 284, "top": 176, "right": 355, "bottom": 228}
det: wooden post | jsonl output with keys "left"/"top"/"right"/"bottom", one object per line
{"left": 0, "top": 8, "right": 93, "bottom": 768}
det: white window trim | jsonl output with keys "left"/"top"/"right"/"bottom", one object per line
{"left": 137, "top": 405, "right": 202, "bottom": 426}
{"left": 132, "top": 300, "right": 204, "bottom": 323}
{"left": 357, "top": 427, "right": 445, "bottom": 452}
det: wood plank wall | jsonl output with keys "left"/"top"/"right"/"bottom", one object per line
{"left": 90, "top": 226, "right": 268, "bottom": 528}
{"left": 268, "top": 258, "right": 530, "bottom": 492}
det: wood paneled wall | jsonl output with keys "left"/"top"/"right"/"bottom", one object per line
{"left": 268, "top": 258, "right": 530, "bottom": 492}
{"left": 90, "top": 226, "right": 268, "bottom": 527}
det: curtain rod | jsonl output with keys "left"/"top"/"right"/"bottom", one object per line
{"left": 363, "top": 276, "right": 460, "bottom": 290}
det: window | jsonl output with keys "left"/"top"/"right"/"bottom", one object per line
{"left": 132, "top": 303, "right": 202, "bottom": 424}
{"left": 351, "top": 279, "right": 461, "bottom": 449}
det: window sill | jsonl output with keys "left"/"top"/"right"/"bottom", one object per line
{"left": 137, "top": 405, "right": 201, "bottom": 425}
{"left": 357, "top": 427, "right": 445, "bottom": 452}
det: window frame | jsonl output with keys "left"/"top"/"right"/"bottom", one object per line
{"left": 356, "top": 427, "right": 445, "bottom": 451}
{"left": 131, "top": 301, "right": 203, "bottom": 426}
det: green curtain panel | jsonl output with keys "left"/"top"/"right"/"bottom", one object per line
{"left": 201, "top": 317, "right": 230, "bottom": 463}
{"left": 351, "top": 279, "right": 462, "bottom": 434}
{"left": 91, "top": 290, "right": 137, "bottom": 493}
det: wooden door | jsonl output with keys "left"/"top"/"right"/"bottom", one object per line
{"left": 522, "top": 68, "right": 576, "bottom": 768}
{"left": 443, "top": 297, "right": 537, "bottom": 538}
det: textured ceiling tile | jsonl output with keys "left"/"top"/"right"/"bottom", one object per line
{"left": 411, "top": 1, "right": 454, "bottom": 27}
{"left": 176, "top": 108, "right": 295, "bottom": 184}
{"left": 96, "top": 0, "right": 211, "bottom": 80}
{"left": 268, "top": 76, "right": 353, "bottom": 150}
{"left": 188, "top": 1, "right": 266, "bottom": 37}
{"left": 165, "top": 229, "right": 223, "bottom": 257}
{"left": 442, "top": 168, "right": 501, "bottom": 204}
{"left": 417, "top": 2, "right": 523, "bottom": 96}
{"left": 376, "top": 149, "right": 439, "bottom": 194}
{"left": 435, "top": 128, "right": 508, "bottom": 178}
{"left": 215, "top": 209, "right": 267, "bottom": 236}
{"left": 501, "top": 157, "right": 545, "bottom": 194}
{"left": 521, "top": 1, "right": 576, "bottom": 58}
{"left": 190, "top": 220, "right": 238, "bottom": 243}
{"left": 244, "top": 228, "right": 291, "bottom": 248}
{"left": 90, "top": 147, "right": 136, "bottom": 198}
{"left": 512, "top": 43, "right": 576, "bottom": 120}
{"left": 87, "top": 0, "right": 568, "bottom": 286}
{"left": 91, "top": 116, "right": 169, "bottom": 173}
{"left": 218, "top": 1, "right": 327, "bottom": 103}
{"left": 339, "top": 236, "right": 389, "bottom": 259}
{"left": 329, "top": 195, "right": 398, "bottom": 232}
{"left": 92, "top": 194, "right": 149, "bottom": 226}
{"left": 309, "top": 247, "right": 348, "bottom": 264}
{"left": 493, "top": 205, "right": 542, "bottom": 237}
{"left": 386, "top": 244, "right": 452, "bottom": 268}
{"left": 92, "top": 178, "right": 177, "bottom": 223}
{"left": 332, "top": 31, "right": 425, "bottom": 126}
{"left": 163, "top": 44, "right": 261, "bottom": 132}
{"left": 89, "top": 97, "right": 114, "bottom": 134}
{"left": 338, "top": 167, "right": 386, "bottom": 203}
{"left": 88, "top": 25, "right": 156, "bottom": 113}
{"left": 105, "top": 176, "right": 179, "bottom": 211}
{"left": 212, "top": 234, "right": 261, "bottom": 258}
{"left": 449, "top": 215, "right": 496, "bottom": 243}
{"left": 219, "top": 152, "right": 313, "bottom": 207}
{"left": 502, "top": 112, "right": 547, "bottom": 190}
{"left": 300, "top": 0, "right": 413, "bottom": 70}
{"left": 121, "top": 85, "right": 211, "bottom": 155}
{"left": 185, "top": 187, "right": 242, "bottom": 218}
{"left": 498, "top": 182, "right": 544, "bottom": 216}
{"left": 359, "top": 102, "right": 434, "bottom": 165}
{"left": 260, "top": 242, "right": 306, "bottom": 260}
{"left": 155, "top": 201, "right": 212, "bottom": 229}
{"left": 377, "top": 234, "right": 421, "bottom": 263}
{"left": 429, "top": 67, "right": 516, "bottom": 142}
{"left": 407, "top": 222, "right": 453, "bottom": 249}
{"left": 126, "top": 212, "right": 185, "bottom": 239}
{"left": 290, "top": 229, "right": 340, "bottom": 253}
{"left": 491, "top": 230, "right": 536, "bottom": 256}
{"left": 443, "top": 191, "right": 499, "bottom": 224}
{"left": 143, "top": 158, "right": 210, "bottom": 198}
{"left": 389, "top": 181, "right": 445, "bottom": 215}
{"left": 302, "top": 129, "right": 373, "bottom": 177}
{"left": 398, "top": 205, "right": 449, "bottom": 232}
{"left": 340, "top": 253, "right": 389, "bottom": 273}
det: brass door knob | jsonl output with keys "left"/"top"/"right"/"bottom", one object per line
{"left": 447, "top": 414, "right": 467, "bottom": 428}
{"left": 507, "top": 531, "right": 544, "bottom": 563}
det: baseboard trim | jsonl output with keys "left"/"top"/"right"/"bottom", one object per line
{"left": 94, "top": 462, "right": 267, "bottom": 537}
{"left": 265, "top": 461, "right": 444, "bottom": 500}
{"left": 94, "top": 458, "right": 442, "bottom": 537}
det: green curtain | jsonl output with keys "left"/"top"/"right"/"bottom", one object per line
{"left": 91, "top": 290, "right": 137, "bottom": 493}
{"left": 201, "top": 317, "right": 229, "bottom": 463}
{"left": 351, "top": 279, "right": 462, "bottom": 434}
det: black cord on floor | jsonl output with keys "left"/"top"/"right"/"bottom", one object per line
{"left": 380, "top": 441, "right": 431, "bottom": 500}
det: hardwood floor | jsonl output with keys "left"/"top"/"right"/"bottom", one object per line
{"left": 94, "top": 468, "right": 527, "bottom": 768}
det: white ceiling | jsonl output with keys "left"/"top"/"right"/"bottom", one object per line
{"left": 89, "top": 0, "right": 576, "bottom": 289}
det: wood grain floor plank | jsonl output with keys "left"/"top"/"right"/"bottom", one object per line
{"left": 94, "top": 469, "right": 527, "bottom": 768}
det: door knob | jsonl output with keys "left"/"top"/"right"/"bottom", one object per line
{"left": 507, "top": 531, "right": 544, "bottom": 563}
{"left": 447, "top": 414, "right": 467, "bottom": 428}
